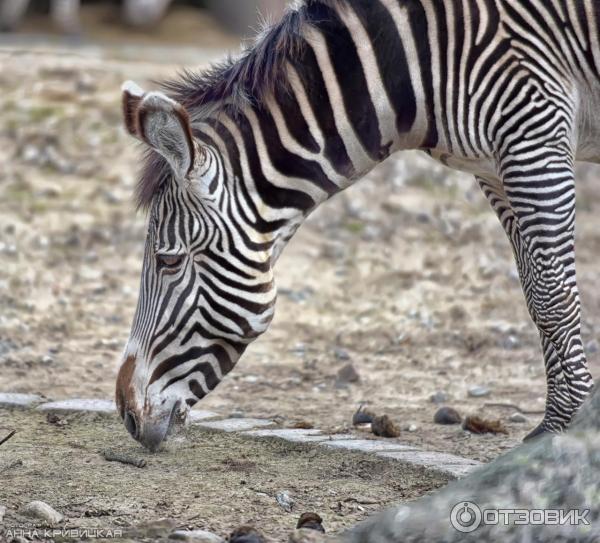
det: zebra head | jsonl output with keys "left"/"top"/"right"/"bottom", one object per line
{"left": 116, "top": 82, "right": 277, "bottom": 450}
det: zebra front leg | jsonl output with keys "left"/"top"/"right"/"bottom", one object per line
{"left": 477, "top": 172, "right": 593, "bottom": 439}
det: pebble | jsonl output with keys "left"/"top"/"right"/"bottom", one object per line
{"left": 169, "top": 529, "right": 224, "bottom": 543}
{"left": 336, "top": 363, "right": 360, "bottom": 384}
{"left": 297, "top": 512, "right": 325, "bottom": 532}
{"left": 228, "top": 526, "right": 266, "bottom": 543}
{"left": 352, "top": 406, "right": 375, "bottom": 425}
{"left": 288, "top": 529, "right": 327, "bottom": 543}
{"left": 509, "top": 413, "right": 528, "bottom": 424}
{"left": 433, "top": 407, "right": 462, "bottom": 425}
{"left": 276, "top": 490, "right": 295, "bottom": 513}
{"left": 468, "top": 386, "right": 491, "bottom": 398}
{"left": 20, "top": 501, "right": 63, "bottom": 524}
{"left": 501, "top": 335, "right": 521, "bottom": 350}
{"left": 333, "top": 347, "right": 350, "bottom": 361}
{"left": 406, "top": 424, "right": 418, "bottom": 432}
{"left": 430, "top": 391, "right": 449, "bottom": 404}
{"left": 586, "top": 339, "right": 599, "bottom": 354}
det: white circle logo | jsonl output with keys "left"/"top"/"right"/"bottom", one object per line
{"left": 450, "top": 501, "right": 482, "bottom": 533}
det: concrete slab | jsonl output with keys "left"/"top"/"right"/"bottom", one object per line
{"left": 37, "top": 399, "right": 116, "bottom": 414}
{"left": 241, "top": 428, "right": 356, "bottom": 443}
{"left": 323, "top": 439, "right": 418, "bottom": 453}
{"left": 195, "top": 418, "right": 274, "bottom": 432}
{"left": 378, "top": 450, "right": 482, "bottom": 478}
{"left": 0, "top": 393, "right": 44, "bottom": 408}
{"left": 188, "top": 410, "right": 220, "bottom": 422}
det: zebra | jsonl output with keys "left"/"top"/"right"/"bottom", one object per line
{"left": 117, "top": 0, "right": 598, "bottom": 450}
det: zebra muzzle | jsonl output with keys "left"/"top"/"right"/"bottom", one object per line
{"left": 136, "top": 399, "right": 182, "bottom": 452}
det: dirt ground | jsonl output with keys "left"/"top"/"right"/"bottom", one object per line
{"left": 2, "top": 8, "right": 600, "bottom": 539}
{"left": 0, "top": 409, "right": 449, "bottom": 541}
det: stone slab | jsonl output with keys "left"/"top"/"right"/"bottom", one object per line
{"left": 378, "top": 450, "right": 482, "bottom": 478}
{"left": 323, "top": 439, "right": 419, "bottom": 453}
{"left": 0, "top": 393, "right": 44, "bottom": 408}
{"left": 188, "top": 410, "right": 220, "bottom": 422}
{"left": 241, "top": 428, "right": 356, "bottom": 443}
{"left": 195, "top": 418, "right": 274, "bottom": 432}
{"left": 37, "top": 399, "right": 116, "bottom": 414}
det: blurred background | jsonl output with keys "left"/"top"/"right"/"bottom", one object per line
{"left": 0, "top": 0, "right": 287, "bottom": 38}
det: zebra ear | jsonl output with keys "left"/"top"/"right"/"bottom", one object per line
{"left": 122, "top": 81, "right": 196, "bottom": 180}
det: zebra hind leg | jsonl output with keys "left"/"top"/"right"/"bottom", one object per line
{"left": 477, "top": 174, "right": 593, "bottom": 439}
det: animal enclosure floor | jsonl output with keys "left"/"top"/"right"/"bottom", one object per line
{"left": 0, "top": 408, "right": 449, "bottom": 541}
{"left": 2, "top": 31, "right": 600, "bottom": 534}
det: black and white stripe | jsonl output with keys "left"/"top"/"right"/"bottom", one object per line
{"left": 118, "top": 0, "right": 599, "bottom": 448}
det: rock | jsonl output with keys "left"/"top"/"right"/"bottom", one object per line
{"left": 228, "top": 525, "right": 266, "bottom": 543}
{"left": 0, "top": 504, "right": 5, "bottom": 523}
{"left": 406, "top": 424, "right": 418, "bottom": 432}
{"left": 276, "top": 490, "right": 295, "bottom": 513}
{"left": 297, "top": 512, "right": 325, "bottom": 532}
{"left": 468, "top": 386, "right": 490, "bottom": 398}
{"left": 169, "top": 529, "right": 225, "bottom": 543}
{"left": 430, "top": 391, "right": 449, "bottom": 404}
{"left": 20, "top": 501, "right": 63, "bottom": 525}
{"left": 288, "top": 529, "right": 328, "bottom": 543}
{"left": 352, "top": 406, "right": 375, "bottom": 425}
{"left": 509, "top": 413, "right": 528, "bottom": 424}
{"left": 336, "top": 363, "right": 360, "bottom": 384}
{"left": 371, "top": 415, "right": 401, "bottom": 438}
{"left": 586, "top": 339, "right": 599, "bottom": 354}
{"left": 501, "top": 335, "right": 521, "bottom": 350}
{"left": 433, "top": 407, "right": 462, "bottom": 425}
{"left": 334, "top": 347, "right": 350, "bottom": 361}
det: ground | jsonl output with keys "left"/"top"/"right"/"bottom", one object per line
{"left": 1, "top": 7, "right": 600, "bottom": 540}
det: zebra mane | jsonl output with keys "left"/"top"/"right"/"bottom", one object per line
{"left": 135, "top": 0, "right": 343, "bottom": 210}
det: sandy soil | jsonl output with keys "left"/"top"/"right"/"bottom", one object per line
{"left": 0, "top": 409, "right": 450, "bottom": 540}
{"left": 2, "top": 24, "right": 600, "bottom": 537}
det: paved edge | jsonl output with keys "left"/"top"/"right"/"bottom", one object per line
{"left": 0, "top": 395, "right": 482, "bottom": 478}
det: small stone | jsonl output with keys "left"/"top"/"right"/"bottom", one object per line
{"left": 468, "top": 386, "right": 490, "bottom": 398}
{"left": 228, "top": 525, "right": 266, "bottom": 543}
{"left": 586, "top": 339, "right": 599, "bottom": 354}
{"left": 406, "top": 424, "right": 418, "bottom": 432}
{"left": 502, "top": 335, "right": 521, "bottom": 350}
{"left": 352, "top": 405, "right": 375, "bottom": 425}
{"left": 169, "top": 529, "right": 224, "bottom": 543}
{"left": 41, "top": 355, "right": 54, "bottom": 365}
{"left": 371, "top": 415, "right": 401, "bottom": 438}
{"left": 288, "top": 529, "right": 327, "bottom": 543}
{"left": 276, "top": 490, "right": 294, "bottom": 513}
{"left": 433, "top": 407, "right": 462, "bottom": 425}
{"left": 336, "top": 363, "right": 360, "bottom": 384}
{"left": 334, "top": 347, "right": 350, "bottom": 361}
{"left": 509, "top": 413, "right": 528, "bottom": 424}
{"left": 430, "top": 391, "right": 449, "bottom": 404}
{"left": 297, "top": 512, "right": 325, "bottom": 532}
{"left": 21, "top": 501, "right": 63, "bottom": 525}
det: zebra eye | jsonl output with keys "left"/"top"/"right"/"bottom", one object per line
{"left": 156, "top": 253, "right": 185, "bottom": 269}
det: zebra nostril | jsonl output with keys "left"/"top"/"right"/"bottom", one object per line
{"left": 124, "top": 410, "right": 139, "bottom": 439}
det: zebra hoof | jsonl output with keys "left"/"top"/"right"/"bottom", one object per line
{"left": 523, "top": 422, "right": 550, "bottom": 442}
